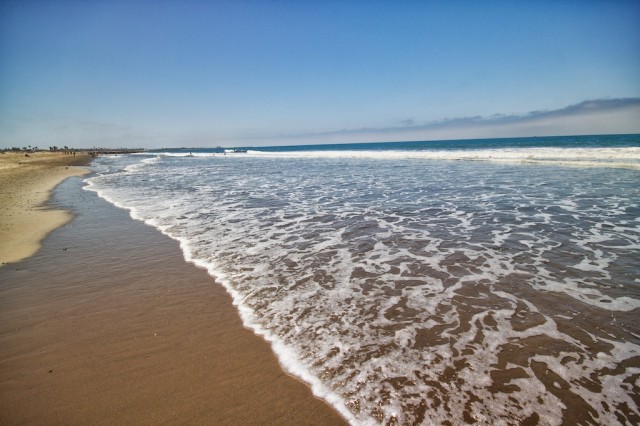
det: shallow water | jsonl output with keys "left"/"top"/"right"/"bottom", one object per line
{"left": 87, "top": 138, "right": 640, "bottom": 425}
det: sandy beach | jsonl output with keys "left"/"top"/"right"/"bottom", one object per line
{"left": 0, "top": 156, "right": 345, "bottom": 424}
{"left": 0, "top": 152, "right": 91, "bottom": 266}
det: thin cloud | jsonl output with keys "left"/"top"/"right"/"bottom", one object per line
{"left": 272, "top": 98, "right": 640, "bottom": 145}
{"left": 370, "top": 98, "right": 640, "bottom": 134}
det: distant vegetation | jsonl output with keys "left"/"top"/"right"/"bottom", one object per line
{"left": 2, "top": 145, "right": 74, "bottom": 153}
{"left": 1, "top": 146, "right": 145, "bottom": 155}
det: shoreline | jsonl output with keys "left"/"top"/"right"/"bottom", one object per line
{"left": 0, "top": 157, "right": 346, "bottom": 424}
{"left": 0, "top": 152, "right": 92, "bottom": 266}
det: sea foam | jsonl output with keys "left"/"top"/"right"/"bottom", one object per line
{"left": 84, "top": 144, "right": 640, "bottom": 425}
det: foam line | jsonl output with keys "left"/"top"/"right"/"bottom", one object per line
{"left": 83, "top": 150, "right": 640, "bottom": 425}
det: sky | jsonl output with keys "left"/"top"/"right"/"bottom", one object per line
{"left": 1, "top": 0, "right": 639, "bottom": 149}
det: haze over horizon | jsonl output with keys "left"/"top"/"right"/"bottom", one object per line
{"left": 1, "top": 0, "right": 639, "bottom": 149}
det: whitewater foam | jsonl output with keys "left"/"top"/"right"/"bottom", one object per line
{"left": 244, "top": 146, "right": 640, "bottom": 169}
{"left": 84, "top": 146, "right": 640, "bottom": 425}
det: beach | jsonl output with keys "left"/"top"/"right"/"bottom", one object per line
{"left": 2, "top": 139, "right": 639, "bottom": 424}
{"left": 0, "top": 155, "right": 345, "bottom": 424}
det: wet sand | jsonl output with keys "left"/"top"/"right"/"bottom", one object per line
{"left": 0, "top": 175, "right": 346, "bottom": 424}
{"left": 0, "top": 151, "right": 91, "bottom": 265}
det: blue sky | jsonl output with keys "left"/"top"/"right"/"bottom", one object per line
{"left": 1, "top": 0, "right": 639, "bottom": 149}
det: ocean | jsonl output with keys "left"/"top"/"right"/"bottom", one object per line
{"left": 85, "top": 135, "right": 640, "bottom": 425}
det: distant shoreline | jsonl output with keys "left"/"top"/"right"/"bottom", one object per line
{"left": 0, "top": 151, "right": 92, "bottom": 266}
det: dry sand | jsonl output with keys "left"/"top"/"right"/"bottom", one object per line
{"left": 0, "top": 157, "right": 346, "bottom": 425}
{"left": 0, "top": 152, "right": 91, "bottom": 266}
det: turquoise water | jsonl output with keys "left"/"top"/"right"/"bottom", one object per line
{"left": 88, "top": 135, "right": 640, "bottom": 425}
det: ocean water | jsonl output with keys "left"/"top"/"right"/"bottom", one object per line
{"left": 86, "top": 135, "right": 640, "bottom": 425}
